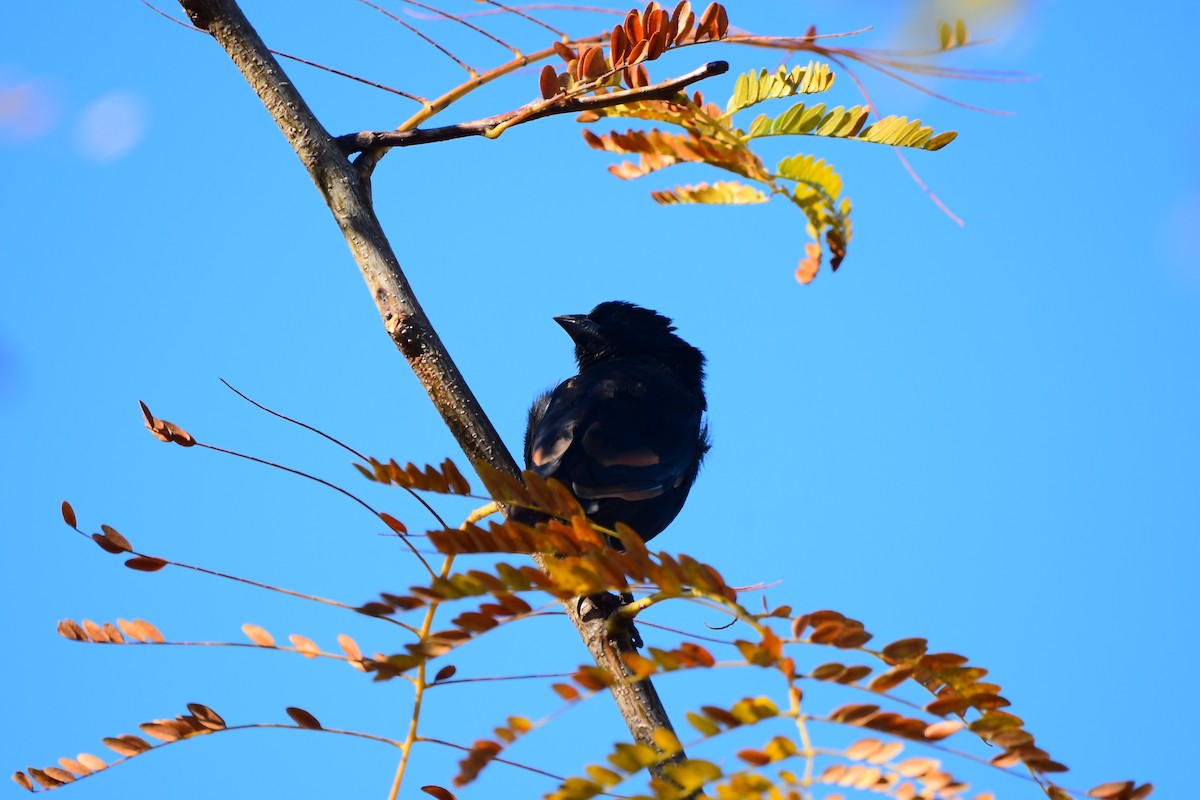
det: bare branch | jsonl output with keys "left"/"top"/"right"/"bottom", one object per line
{"left": 336, "top": 61, "right": 728, "bottom": 155}
{"left": 177, "top": 0, "right": 687, "bottom": 777}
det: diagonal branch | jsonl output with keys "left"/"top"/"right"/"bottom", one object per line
{"left": 177, "top": 0, "right": 692, "bottom": 781}
{"left": 335, "top": 61, "right": 728, "bottom": 155}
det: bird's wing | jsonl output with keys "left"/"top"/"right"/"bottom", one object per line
{"left": 527, "top": 363, "right": 703, "bottom": 502}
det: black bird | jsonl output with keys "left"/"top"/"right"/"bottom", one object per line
{"left": 523, "top": 301, "right": 709, "bottom": 545}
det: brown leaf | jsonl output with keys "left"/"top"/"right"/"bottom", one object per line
{"left": 881, "top": 637, "right": 928, "bottom": 663}
{"left": 286, "top": 707, "right": 322, "bottom": 730}
{"left": 124, "top": 556, "right": 167, "bottom": 572}
{"left": 837, "top": 665, "right": 873, "bottom": 684}
{"left": 434, "top": 664, "right": 458, "bottom": 682}
{"left": 578, "top": 46, "right": 602, "bottom": 81}
{"left": 694, "top": 2, "right": 720, "bottom": 41}
{"left": 26, "top": 769, "right": 63, "bottom": 790}
{"left": 830, "top": 703, "right": 879, "bottom": 725}
{"left": 926, "top": 695, "right": 971, "bottom": 716}
{"left": 61, "top": 500, "right": 77, "bottom": 528}
{"left": 421, "top": 786, "right": 458, "bottom": 800}
{"left": 610, "top": 24, "right": 630, "bottom": 67}
{"left": 440, "top": 459, "right": 471, "bottom": 495}
{"left": 989, "top": 728, "right": 1034, "bottom": 748}
{"left": 139, "top": 400, "right": 196, "bottom": 446}
{"left": 809, "top": 621, "right": 845, "bottom": 644}
{"left": 919, "top": 652, "right": 969, "bottom": 670}
{"left": 626, "top": 38, "right": 649, "bottom": 66}
{"left": 242, "top": 623, "right": 275, "bottom": 647}
{"left": 552, "top": 40, "right": 576, "bottom": 63}
{"left": 187, "top": 703, "right": 226, "bottom": 730}
{"left": 139, "top": 722, "right": 183, "bottom": 743}
{"left": 737, "top": 749, "right": 771, "bottom": 766}
{"left": 12, "top": 771, "right": 34, "bottom": 791}
{"left": 868, "top": 665, "right": 913, "bottom": 692}
{"left": 623, "top": 8, "right": 644, "bottom": 43}
{"left": 103, "top": 735, "right": 151, "bottom": 757}
{"left": 812, "top": 662, "right": 845, "bottom": 681}
{"left": 538, "top": 65, "right": 558, "bottom": 100}
{"left": 57, "top": 619, "right": 86, "bottom": 642}
{"left": 358, "top": 601, "right": 394, "bottom": 617}
{"left": 99, "top": 525, "right": 133, "bottom": 552}
{"left": 670, "top": 2, "right": 694, "bottom": 45}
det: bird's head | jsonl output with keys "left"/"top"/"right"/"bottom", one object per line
{"left": 555, "top": 301, "right": 705, "bottom": 389}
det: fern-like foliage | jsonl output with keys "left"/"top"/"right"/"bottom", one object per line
{"left": 724, "top": 62, "right": 836, "bottom": 115}
{"left": 549, "top": 7, "right": 972, "bottom": 284}
{"left": 579, "top": 61, "right": 954, "bottom": 283}
{"left": 19, "top": 428, "right": 1153, "bottom": 799}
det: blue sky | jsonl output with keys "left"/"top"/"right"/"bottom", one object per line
{"left": 3, "top": 2, "right": 1196, "bottom": 798}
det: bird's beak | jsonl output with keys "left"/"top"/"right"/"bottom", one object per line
{"left": 554, "top": 314, "right": 602, "bottom": 343}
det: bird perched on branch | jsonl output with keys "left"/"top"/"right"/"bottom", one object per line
{"left": 524, "top": 301, "right": 709, "bottom": 545}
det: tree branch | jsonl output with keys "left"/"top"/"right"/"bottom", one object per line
{"left": 177, "top": 0, "right": 689, "bottom": 779}
{"left": 335, "top": 61, "right": 728, "bottom": 155}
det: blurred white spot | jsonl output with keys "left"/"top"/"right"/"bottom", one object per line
{"left": 76, "top": 91, "right": 146, "bottom": 162}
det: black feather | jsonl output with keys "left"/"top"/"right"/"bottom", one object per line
{"left": 524, "top": 301, "right": 709, "bottom": 543}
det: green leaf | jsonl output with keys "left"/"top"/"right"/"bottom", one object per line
{"left": 747, "top": 103, "right": 870, "bottom": 141}
{"left": 725, "top": 61, "right": 835, "bottom": 115}
{"left": 856, "top": 116, "right": 958, "bottom": 150}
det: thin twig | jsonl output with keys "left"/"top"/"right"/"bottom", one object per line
{"left": 336, "top": 61, "right": 728, "bottom": 155}
{"left": 220, "top": 379, "right": 368, "bottom": 461}
{"left": 196, "top": 441, "right": 437, "bottom": 577}
{"left": 175, "top": 0, "right": 691, "bottom": 779}
{"left": 218, "top": 379, "right": 451, "bottom": 529}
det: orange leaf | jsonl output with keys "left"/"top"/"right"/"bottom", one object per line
{"left": 338, "top": 633, "right": 363, "bottom": 661}
{"left": 379, "top": 513, "right": 407, "bottom": 534}
{"left": 242, "top": 623, "right": 275, "bottom": 647}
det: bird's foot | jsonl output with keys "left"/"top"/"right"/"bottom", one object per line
{"left": 577, "top": 591, "right": 643, "bottom": 650}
